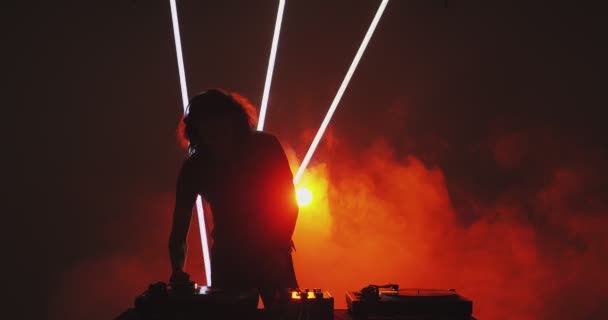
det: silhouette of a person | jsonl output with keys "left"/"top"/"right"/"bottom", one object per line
{"left": 169, "top": 89, "right": 298, "bottom": 317}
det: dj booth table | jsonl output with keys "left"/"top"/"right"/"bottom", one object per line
{"left": 120, "top": 286, "right": 475, "bottom": 319}
{"left": 117, "top": 309, "right": 475, "bottom": 320}
{"left": 117, "top": 308, "right": 353, "bottom": 320}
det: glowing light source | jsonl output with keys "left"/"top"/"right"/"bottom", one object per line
{"left": 170, "top": 0, "right": 212, "bottom": 286}
{"left": 293, "top": 0, "right": 390, "bottom": 184}
{"left": 257, "top": 0, "right": 286, "bottom": 131}
{"left": 296, "top": 187, "right": 313, "bottom": 207}
{"left": 291, "top": 291, "right": 316, "bottom": 299}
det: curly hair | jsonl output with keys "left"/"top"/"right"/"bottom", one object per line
{"left": 177, "top": 89, "right": 258, "bottom": 153}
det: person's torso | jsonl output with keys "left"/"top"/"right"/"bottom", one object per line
{"left": 192, "top": 133, "right": 281, "bottom": 249}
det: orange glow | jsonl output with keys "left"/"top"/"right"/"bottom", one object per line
{"left": 296, "top": 187, "right": 313, "bottom": 207}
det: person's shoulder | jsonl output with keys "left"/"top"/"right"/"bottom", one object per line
{"left": 252, "top": 131, "right": 281, "bottom": 147}
{"left": 252, "top": 131, "right": 277, "bottom": 141}
{"left": 251, "top": 132, "right": 288, "bottom": 158}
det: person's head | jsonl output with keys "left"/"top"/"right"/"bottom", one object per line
{"left": 179, "top": 89, "right": 257, "bottom": 155}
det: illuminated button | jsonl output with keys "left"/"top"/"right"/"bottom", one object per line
{"left": 291, "top": 291, "right": 300, "bottom": 299}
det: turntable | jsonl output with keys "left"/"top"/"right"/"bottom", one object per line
{"left": 346, "top": 284, "right": 474, "bottom": 320}
{"left": 134, "top": 282, "right": 258, "bottom": 319}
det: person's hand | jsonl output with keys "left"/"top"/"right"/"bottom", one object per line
{"left": 170, "top": 270, "right": 190, "bottom": 284}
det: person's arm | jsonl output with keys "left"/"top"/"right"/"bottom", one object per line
{"left": 169, "top": 157, "right": 199, "bottom": 277}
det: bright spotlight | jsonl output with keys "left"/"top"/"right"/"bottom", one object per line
{"left": 293, "top": 0, "right": 390, "bottom": 184}
{"left": 257, "top": 0, "right": 286, "bottom": 131}
{"left": 296, "top": 187, "right": 313, "bottom": 207}
{"left": 170, "top": 0, "right": 212, "bottom": 286}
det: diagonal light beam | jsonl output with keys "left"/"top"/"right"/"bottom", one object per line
{"left": 257, "top": 0, "right": 286, "bottom": 131}
{"left": 293, "top": 0, "right": 390, "bottom": 184}
{"left": 170, "top": 0, "right": 212, "bottom": 286}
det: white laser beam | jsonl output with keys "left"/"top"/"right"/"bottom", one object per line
{"left": 257, "top": 0, "right": 286, "bottom": 131}
{"left": 293, "top": 0, "right": 389, "bottom": 184}
{"left": 170, "top": 0, "right": 189, "bottom": 109}
{"left": 170, "top": 0, "right": 212, "bottom": 286}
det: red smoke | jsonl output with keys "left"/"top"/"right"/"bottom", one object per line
{"left": 289, "top": 131, "right": 608, "bottom": 319}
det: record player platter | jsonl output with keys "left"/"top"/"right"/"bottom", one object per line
{"left": 346, "top": 286, "right": 474, "bottom": 320}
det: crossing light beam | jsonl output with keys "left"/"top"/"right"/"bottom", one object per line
{"left": 169, "top": 0, "right": 212, "bottom": 287}
{"left": 293, "top": 0, "right": 390, "bottom": 184}
{"left": 257, "top": 0, "right": 286, "bottom": 131}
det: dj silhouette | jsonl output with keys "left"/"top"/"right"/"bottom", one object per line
{"left": 168, "top": 89, "right": 298, "bottom": 316}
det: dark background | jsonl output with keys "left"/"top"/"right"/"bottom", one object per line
{"left": 3, "top": 1, "right": 607, "bottom": 319}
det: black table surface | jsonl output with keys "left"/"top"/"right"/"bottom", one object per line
{"left": 117, "top": 309, "right": 477, "bottom": 320}
{"left": 117, "top": 308, "right": 353, "bottom": 320}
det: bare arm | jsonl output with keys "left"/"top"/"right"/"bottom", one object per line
{"left": 169, "top": 158, "right": 198, "bottom": 275}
